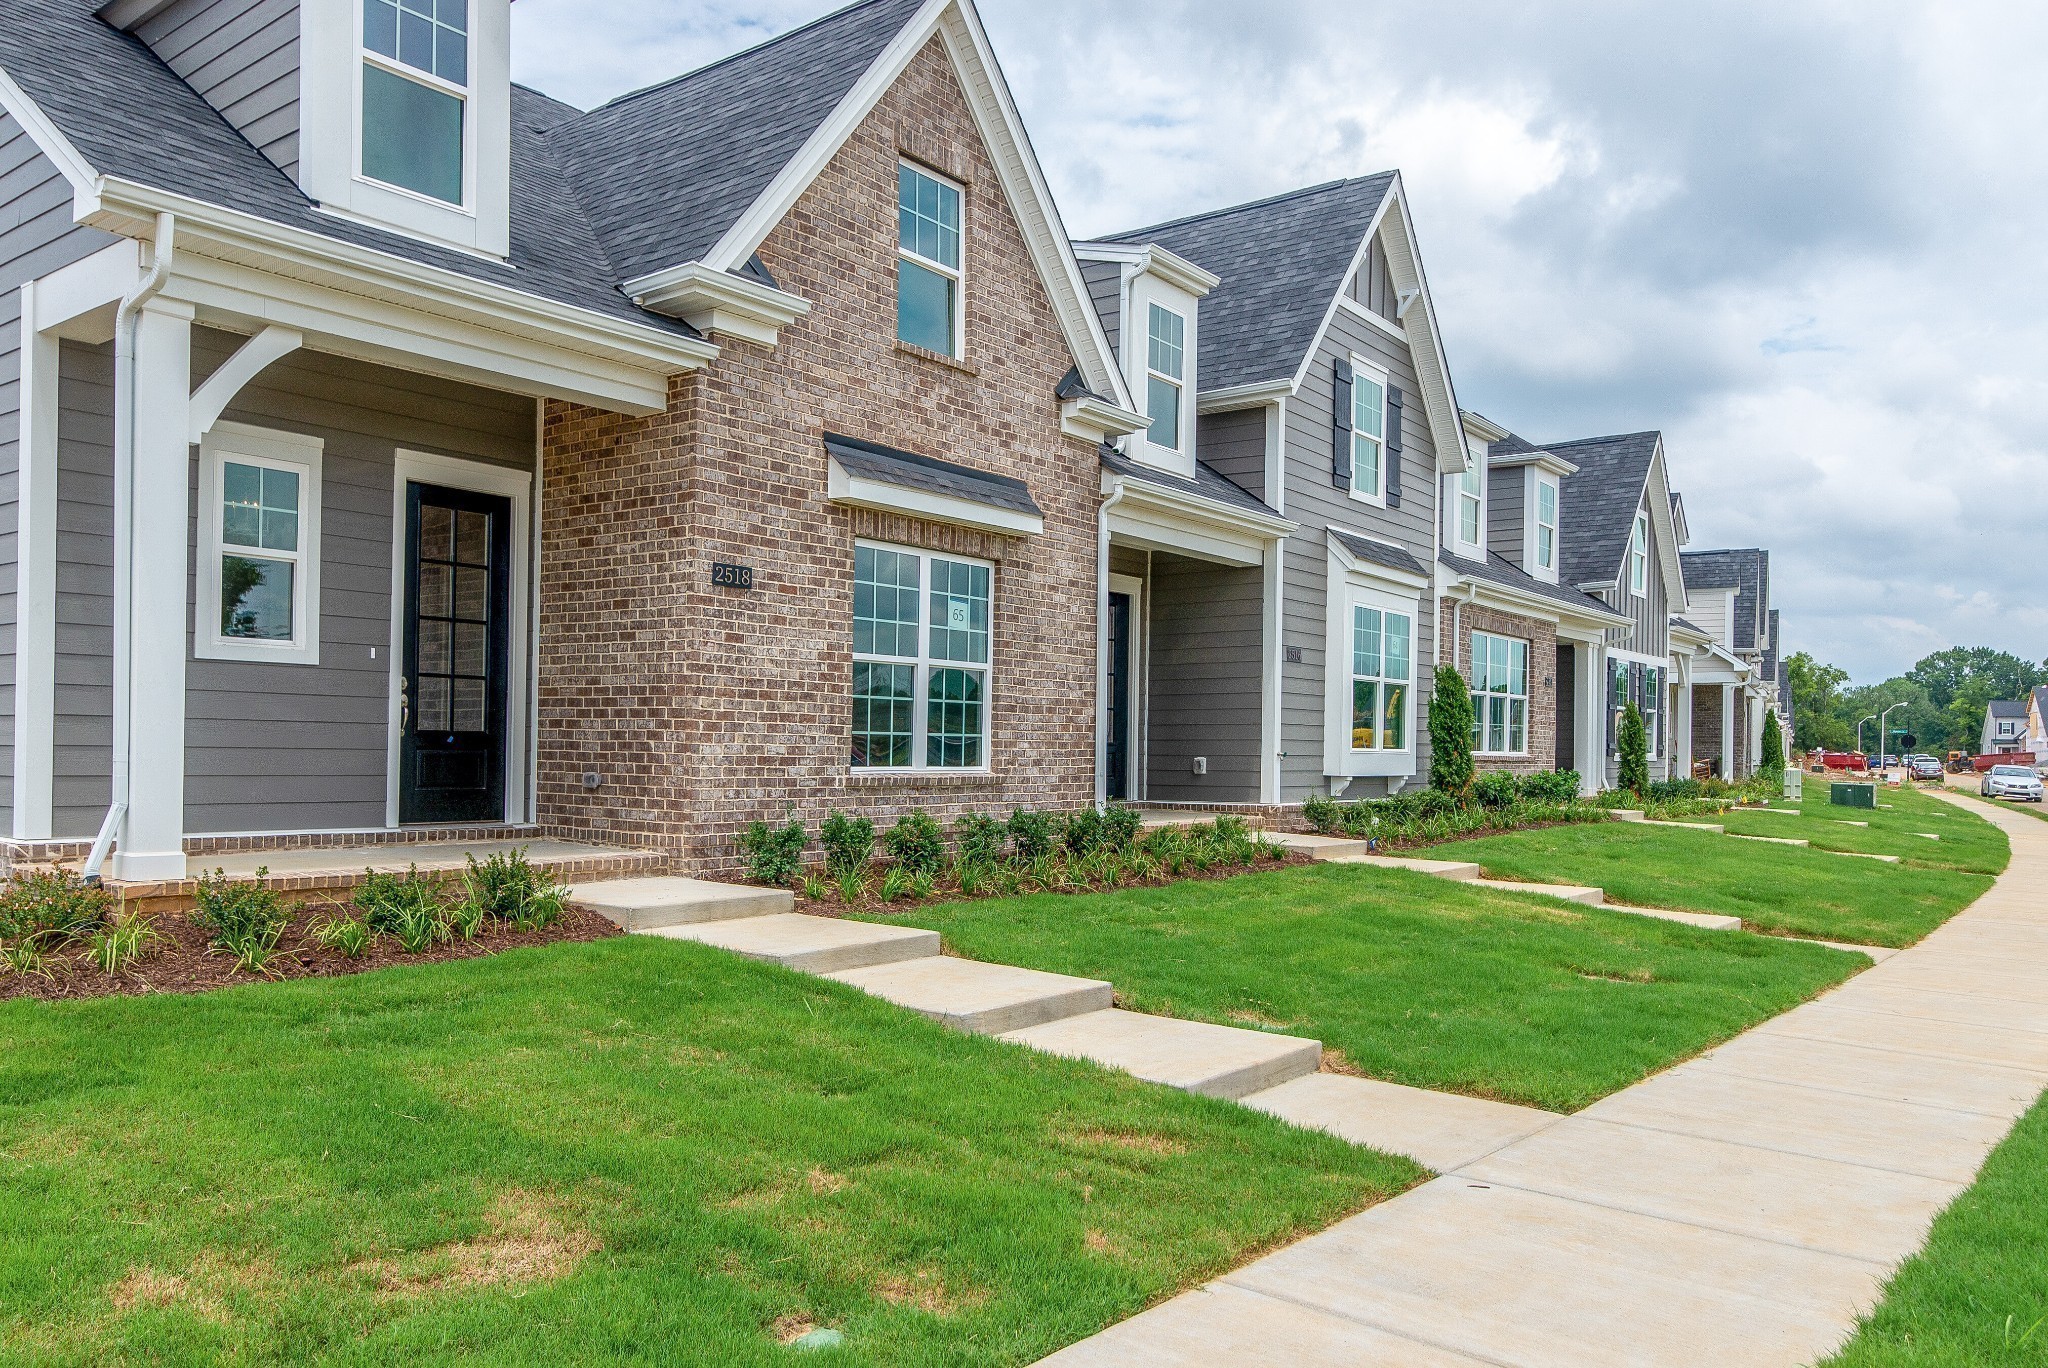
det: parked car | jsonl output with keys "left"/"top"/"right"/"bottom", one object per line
{"left": 1909, "top": 755, "right": 1943, "bottom": 780}
{"left": 1981, "top": 765, "right": 2045, "bottom": 802}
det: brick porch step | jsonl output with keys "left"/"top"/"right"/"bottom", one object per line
{"left": 567, "top": 876, "right": 793, "bottom": 930}
{"left": 647, "top": 912, "right": 938, "bottom": 973}
{"left": 824, "top": 956, "right": 1112, "bottom": 1035}
{"left": 1003, "top": 1009, "right": 1322, "bottom": 1101}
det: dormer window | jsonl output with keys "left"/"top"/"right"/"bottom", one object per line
{"left": 1456, "top": 466, "right": 1482, "bottom": 547}
{"left": 898, "top": 163, "right": 963, "bottom": 357}
{"left": 1535, "top": 476, "right": 1558, "bottom": 571}
{"left": 362, "top": 0, "right": 470, "bottom": 206}
{"left": 1145, "top": 304, "right": 1186, "bottom": 450}
{"left": 1629, "top": 513, "right": 1649, "bottom": 595}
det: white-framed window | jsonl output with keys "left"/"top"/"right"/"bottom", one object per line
{"left": 852, "top": 541, "right": 991, "bottom": 770}
{"left": 360, "top": 0, "right": 471, "bottom": 208}
{"left": 1629, "top": 512, "right": 1649, "bottom": 596}
{"left": 196, "top": 423, "right": 324, "bottom": 666}
{"left": 1350, "top": 358, "right": 1388, "bottom": 503}
{"left": 1470, "top": 632, "right": 1529, "bottom": 755}
{"left": 1349, "top": 601, "right": 1414, "bottom": 752}
{"left": 1145, "top": 303, "right": 1185, "bottom": 450}
{"left": 1456, "top": 465, "right": 1483, "bottom": 548}
{"left": 1535, "top": 475, "right": 1558, "bottom": 572}
{"left": 897, "top": 162, "right": 963, "bottom": 358}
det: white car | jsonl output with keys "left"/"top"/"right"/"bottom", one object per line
{"left": 1981, "top": 765, "right": 2045, "bottom": 802}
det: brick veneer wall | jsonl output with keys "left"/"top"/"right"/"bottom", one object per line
{"left": 537, "top": 39, "right": 1099, "bottom": 873}
{"left": 1442, "top": 599, "right": 1560, "bottom": 778}
{"left": 1692, "top": 684, "right": 1725, "bottom": 774}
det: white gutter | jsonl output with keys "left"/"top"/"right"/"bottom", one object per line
{"left": 85, "top": 210, "right": 174, "bottom": 883}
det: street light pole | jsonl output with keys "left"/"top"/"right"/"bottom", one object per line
{"left": 1877, "top": 703, "right": 1905, "bottom": 769}
{"left": 1857, "top": 714, "right": 1877, "bottom": 755}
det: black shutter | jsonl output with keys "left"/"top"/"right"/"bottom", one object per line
{"left": 1606, "top": 662, "right": 1618, "bottom": 753}
{"left": 1385, "top": 385, "right": 1404, "bottom": 507}
{"left": 1332, "top": 359, "right": 1353, "bottom": 489}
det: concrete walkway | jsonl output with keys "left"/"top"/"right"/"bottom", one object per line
{"left": 1040, "top": 789, "right": 2048, "bottom": 1367}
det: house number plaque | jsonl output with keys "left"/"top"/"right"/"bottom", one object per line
{"left": 711, "top": 562, "right": 754, "bottom": 590}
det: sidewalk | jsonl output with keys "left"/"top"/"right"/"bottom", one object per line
{"left": 1040, "top": 789, "right": 2048, "bottom": 1367}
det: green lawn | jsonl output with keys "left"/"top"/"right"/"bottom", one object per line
{"left": 1825, "top": 1090, "right": 2048, "bottom": 1366}
{"left": 861, "top": 864, "right": 1863, "bottom": 1113}
{"left": 0, "top": 937, "right": 1416, "bottom": 1366}
{"left": 1428, "top": 822, "right": 1996, "bottom": 948}
{"left": 1714, "top": 785, "right": 2009, "bottom": 874}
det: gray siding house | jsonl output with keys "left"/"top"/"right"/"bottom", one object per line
{"left": 1680, "top": 546, "right": 1786, "bottom": 777}
{"left": 1077, "top": 174, "right": 1476, "bottom": 803}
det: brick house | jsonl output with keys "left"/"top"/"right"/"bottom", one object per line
{"left": 0, "top": 0, "right": 1148, "bottom": 882}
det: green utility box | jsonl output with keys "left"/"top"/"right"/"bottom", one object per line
{"left": 1830, "top": 783, "right": 1877, "bottom": 809}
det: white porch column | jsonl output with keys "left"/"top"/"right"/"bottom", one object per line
{"left": 110, "top": 297, "right": 194, "bottom": 881}
{"left": 1674, "top": 672, "right": 1694, "bottom": 783}
{"left": 1259, "top": 536, "right": 1284, "bottom": 806}
{"left": 12, "top": 285, "right": 59, "bottom": 839}
{"left": 1576, "top": 642, "right": 1605, "bottom": 793}
{"left": 1720, "top": 683, "right": 1737, "bottom": 781}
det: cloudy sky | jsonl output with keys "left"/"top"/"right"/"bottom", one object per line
{"left": 511, "top": 0, "right": 2048, "bottom": 684}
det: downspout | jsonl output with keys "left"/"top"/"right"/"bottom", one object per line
{"left": 1095, "top": 473, "right": 1128, "bottom": 812}
{"left": 84, "top": 212, "right": 175, "bottom": 884}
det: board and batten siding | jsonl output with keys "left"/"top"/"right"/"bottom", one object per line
{"left": 1606, "top": 488, "right": 1669, "bottom": 660}
{"left": 1194, "top": 406, "right": 1266, "bottom": 505}
{"left": 3, "top": 110, "right": 123, "bottom": 835}
{"left": 1079, "top": 260, "right": 1122, "bottom": 362}
{"left": 1486, "top": 465, "right": 1525, "bottom": 569}
{"left": 1278, "top": 301, "right": 1437, "bottom": 801}
{"left": 1144, "top": 552, "right": 1263, "bottom": 802}
{"left": 47, "top": 329, "right": 536, "bottom": 838}
{"left": 134, "top": 0, "right": 302, "bottom": 179}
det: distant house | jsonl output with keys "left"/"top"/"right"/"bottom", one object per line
{"left": 1983, "top": 700, "right": 2028, "bottom": 755}
{"left": 1677, "top": 548, "right": 1785, "bottom": 779}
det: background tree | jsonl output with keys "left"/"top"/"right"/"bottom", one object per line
{"left": 1786, "top": 652, "right": 1854, "bottom": 751}
{"left": 1759, "top": 710, "right": 1785, "bottom": 775}
{"left": 1618, "top": 701, "right": 1650, "bottom": 796}
{"left": 1906, "top": 647, "right": 2045, "bottom": 712}
{"left": 1429, "top": 664, "right": 1475, "bottom": 798}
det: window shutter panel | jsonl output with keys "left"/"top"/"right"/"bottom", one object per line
{"left": 1606, "top": 664, "right": 1618, "bottom": 752}
{"left": 1385, "top": 385, "right": 1404, "bottom": 507}
{"left": 1332, "top": 359, "right": 1353, "bottom": 489}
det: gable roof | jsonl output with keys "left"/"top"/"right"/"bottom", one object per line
{"left": 1440, "top": 548, "right": 1628, "bottom": 624}
{"left": 548, "top": 0, "right": 929, "bottom": 284}
{"left": 1099, "top": 444, "right": 1279, "bottom": 520}
{"left": 1681, "top": 548, "right": 1769, "bottom": 651}
{"left": 1989, "top": 699, "right": 2029, "bottom": 720}
{"left": 1098, "top": 176, "right": 1395, "bottom": 394}
{"left": 1541, "top": 431, "right": 1664, "bottom": 588}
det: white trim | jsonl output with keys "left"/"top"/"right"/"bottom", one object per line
{"left": 1335, "top": 293, "right": 1406, "bottom": 343}
{"left": 0, "top": 65, "right": 99, "bottom": 199}
{"left": 1123, "top": 271, "right": 1199, "bottom": 477}
{"left": 1628, "top": 510, "right": 1649, "bottom": 597}
{"left": 1328, "top": 529, "right": 1432, "bottom": 593}
{"left": 195, "top": 423, "right": 326, "bottom": 666}
{"left": 622, "top": 262, "right": 812, "bottom": 347}
{"left": 1527, "top": 468, "right": 1560, "bottom": 582}
{"left": 1060, "top": 392, "right": 1149, "bottom": 443}
{"left": 1323, "top": 546, "right": 1422, "bottom": 780}
{"left": 1469, "top": 629, "right": 1531, "bottom": 757}
{"left": 1345, "top": 352, "right": 1391, "bottom": 509}
{"left": 384, "top": 449, "right": 535, "bottom": 829}
{"left": 1071, "top": 241, "right": 1220, "bottom": 298}
{"left": 1139, "top": 298, "right": 1191, "bottom": 459}
{"left": 30, "top": 241, "right": 140, "bottom": 340}
{"left": 1260, "top": 537, "right": 1284, "bottom": 804}
{"left": 827, "top": 455, "right": 1044, "bottom": 537}
{"left": 850, "top": 539, "right": 996, "bottom": 776}
{"left": 1446, "top": 455, "right": 1484, "bottom": 556}
{"left": 187, "top": 326, "right": 304, "bottom": 443}
{"left": 1103, "top": 471, "right": 1296, "bottom": 568}
{"left": 1197, "top": 378, "right": 1293, "bottom": 415}
{"left": 1262, "top": 397, "right": 1286, "bottom": 517}
{"left": 11, "top": 284, "right": 58, "bottom": 839}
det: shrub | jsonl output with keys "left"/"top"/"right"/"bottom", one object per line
{"left": 885, "top": 811, "right": 947, "bottom": 876}
{"left": 1618, "top": 701, "right": 1651, "bottom": 797}
{"left": 461, "top": 849, "right": 567, "bottom": 931}
{"left": 0, "top": 869, "right": 113, "bottom": 947}
{"left": 1102, "top": 803, "right": 1144, "bottom": 854}
{"left": 1520, "top": 770, "right": 1581, "bottom": 803}
{"left": 194, "top": 869, "right": 291, "bottom": 974}
{"left": 820, "top": 812, "right": 876, "bottom": 877}
{"left": 1007, "top": 809, "right": 1058, "bottom": 862}
{"left": 86, "top": 916, "right": 158, "bottom": 974}
{"left": 740, "top": 815, "right": 808, "bottom": 886}
{"left": 954, "top": 813, "right": 1008, "bottom": 867}
{"left": 1429, "top": 665, "right": 1476, "bottom": 799}
{"left": 1302, "top": 793, "right": 1341, "bottom": 834}
{"left": 1062, "top": 807, "right": 1106, "bottom": 856}
{"left": 1647, "top": 778, "right": 1702, "bottom": 803}
{"left": 354, "top": 868, "right": 448, "bottom": 954}
{"left": 1760, "top": 711, "right": 1786, "bottom": 776}
{"left": 1472, "top": 770, "right": 1519, "bottom": 809}
{"left": 311, "top": 913, "right": 374, "bottom": 959}
{"left": 879, "top": 866, "right": 914, "bottom": 903}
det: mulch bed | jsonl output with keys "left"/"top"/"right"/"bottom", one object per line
{"left": 780, "top": 847, "right": 1322, "bottom": 918}
{"left": 0, "top": 903, "right": 620, "bottom": 1004}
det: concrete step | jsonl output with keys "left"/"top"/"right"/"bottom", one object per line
{"left": 1728, "top": 834, "right": 1811, "bottom": 848}
{"left": 1650, "top": 821, "right": 1726, "bottom": 833}
{"left": 645, "top": 912, "right": 939, "bottom": 973}
{"left": 1270, "top": 832, "right": 1376, "bottom": 859}
{"left": 1003, "top": 1008, "right": 1322, "bottom": 1100}
{"left": 1606, "top": 904, "right": 1744, "bottom": 932}
{"left": 1326, "top": 855, "right": 1482, "bottom": 880}
{"left": 1833, "top": 850, "right": 1902, "bottom": 863}
{"left": 1242, "top": 1072, "right": 1560, "bottom": 1172}
{"left": 1830, "top": 819, "right": 1871, "bottom": 827}
{"left": 1611, "top": 810, "right": 1647, "bottom": 822}
{"left": 568, "top": 876, "right": 793, "bottom": 930}
{"left": 1480, "top": 879, "right": 1605, "bottom": 906}
{"left": 825, "top": 956, "right": 1112, "bottom": 1035}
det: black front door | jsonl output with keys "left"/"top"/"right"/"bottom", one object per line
{"left": 400, "top": 482, "right": 512, "bottom": 824}
{"left": 1106, "top": 591, "right": 1134, "bottom": 800}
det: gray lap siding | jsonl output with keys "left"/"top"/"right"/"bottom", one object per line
{"left": 1275, "top": 306, "right": 1437, "bottom": 801}
{"left": 1143, "top": 552, "right": 1263, "bottom": 802}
